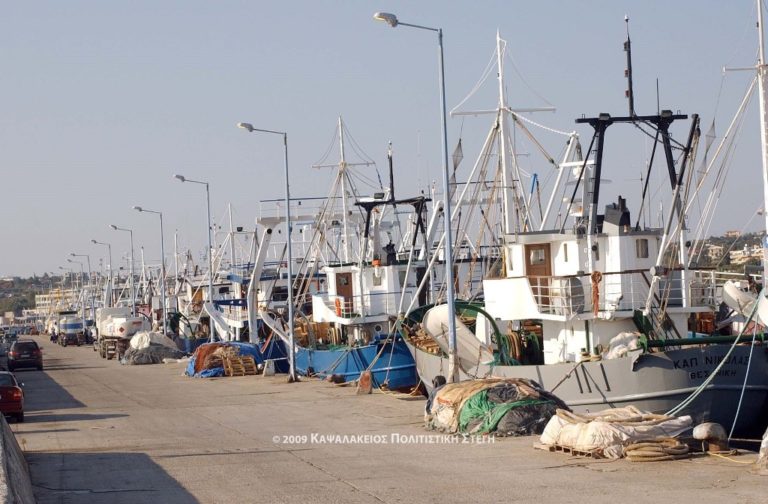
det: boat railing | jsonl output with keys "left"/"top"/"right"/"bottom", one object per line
{"left": 690, "top": 269, "right": 758, "bottom": 304}
{"left": 528, "top": 268, "right": 721, "bottom": 317}
{"left": 316, "top": 290, "right": 409, "bottom": 319}
{"left": 219, "top": 304, "right": 249, "bottom": 322}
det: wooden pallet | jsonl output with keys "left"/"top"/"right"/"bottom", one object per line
{"left": 223, "top": 355, "right": 259, "bottom": 377}
{"left": 223, "top": 356, "right": 246, "bottom": 377}
{"left": 241, "top": 356, "right": 258, "bottom": 375}
{"left": 533, "top": 442, "right": 602, "bottom": 458}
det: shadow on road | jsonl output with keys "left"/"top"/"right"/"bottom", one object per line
{"left": 13, "top": 362, "right": 86, "bottom": 412}
{"left": 28, "top": 451, "right": 200, "bottom": 504}
{"left": 23, "top": 412, "right": 129, "bottom": 424}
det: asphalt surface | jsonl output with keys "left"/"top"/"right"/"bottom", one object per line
{"left": 6, "top": 334, "right": 767, "bottom": 504}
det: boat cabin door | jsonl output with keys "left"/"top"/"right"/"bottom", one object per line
{"left": 525, "top": 244, "right": 552, "bottom": 311}
{"left": 335, "top": 272, "right": 353, "bottom": 314}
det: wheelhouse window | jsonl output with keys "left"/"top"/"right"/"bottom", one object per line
{"left": 529, "top": 248, "right": 546, "bottom": 265}
{"left": 636, "top": 238, "right": 649, "bottom": 259}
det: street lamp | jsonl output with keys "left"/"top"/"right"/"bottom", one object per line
{"left": 91, "top": 239, "right": 113, "bottom": 307}
{"left": 237, "top": 121, "right": 297, "bottom": 382}
{"left": 373, "top": 11, "right": 459, "bottom": 381}
{"left": 110, "top": 224, "right": 136, "bottom": 316}
{"left": 133, "top": 206, "right": 168, "bottom": 336}
{"left": 174, "top": 173, "right": 216, "bottom": 342}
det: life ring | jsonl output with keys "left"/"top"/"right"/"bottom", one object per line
{"left": 591, "top": 271, "right": 603, "bottom": 316}
{"left": 334, "top": 298, "right": 342, "bottom": 316}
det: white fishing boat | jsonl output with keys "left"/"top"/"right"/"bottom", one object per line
{"left": 403, "top": 29, "right": 768, "bottom": 434}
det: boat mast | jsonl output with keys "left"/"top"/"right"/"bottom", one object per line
{"left": 496, "top": 32, "right": 536, "bottom": 233}
{"left": 338, "top": 116, "right": 351, "bottom": 263}
{"left": 757, "top": 0, "right": 768, "bottom": 283}
{"left": 229, "top": 203, "right": 236, "bottom": 269}
{"left": 496, "top": 32, "right": 515, "bottom": 235}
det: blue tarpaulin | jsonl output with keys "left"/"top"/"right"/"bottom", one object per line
{"left": 185, "top": 339, "right": 287, "bottom": 378}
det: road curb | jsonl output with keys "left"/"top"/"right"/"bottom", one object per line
{"left": 0, "top": 416, "right": 35, "bottom": 504}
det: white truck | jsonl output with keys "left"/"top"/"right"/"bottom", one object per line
{"left": 94, "top": 307, "right": 150, "bottom": 359}
{"left": 57, "top": 311, "right": 84, "bottom": 346}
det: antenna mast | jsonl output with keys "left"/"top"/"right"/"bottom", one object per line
{"left": 624, "top": 15, "right": 636, "bottom": 116}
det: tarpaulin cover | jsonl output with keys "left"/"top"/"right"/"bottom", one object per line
{"left": 129, "top": 331, "right": 179, "bottom": 351}
{"left": 425, "top": 378, "right": 568, "bottom": 436}
{"left": 185, "top": 341, "right": 282, "bottom": 378}
{"left": 122, "top": 344, "right": 186, "bottom": 365}
{"left": 539, "top": 406, "right": 693, "bottom": 459}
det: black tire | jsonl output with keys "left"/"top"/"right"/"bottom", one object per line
{"left": 15, "top": 412, "right": 24, "bottom": 423}
{"left": 37, "top": 365, "right": 43, "bottom": 371}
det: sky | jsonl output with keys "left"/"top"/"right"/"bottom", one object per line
{"left": 0, "top": 0, "right": 765, "bottom": 277}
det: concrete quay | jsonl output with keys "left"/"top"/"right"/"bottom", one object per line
{"left": 2, "top": 335, "right": 766, "bottom": 503}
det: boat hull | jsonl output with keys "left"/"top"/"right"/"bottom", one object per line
{"left": 295, "top": 338, "right": 418, "bottom": 390}
{"left": 406, "top": 341, "right": 768, "bottom": 434}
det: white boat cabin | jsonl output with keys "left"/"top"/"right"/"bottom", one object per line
{"left": 483, "top": 197, "right": 716, "bottom": 364}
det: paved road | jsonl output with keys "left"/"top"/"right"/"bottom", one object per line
{"left": 7, "top": 334, "right": 767, "bottom": 503}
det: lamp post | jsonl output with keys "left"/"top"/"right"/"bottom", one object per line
{"left": 237, "top": 122, "right": 297, "bottom": 382}
{"left": 133, "top": 206, "right": 168, "bottom": 336}
{"left": 110, "top": 225, "right": 136, "bottom": 317}
{"left": 373, "top": 11, "right": 458, "bottom": 381}
{"left": 91, "top": 239, "right": 113, "bottom": 307}
{"left": 174, "top": 174, "right": 216, "bottom": 342}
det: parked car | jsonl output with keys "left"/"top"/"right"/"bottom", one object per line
{"left": 7, "top": 340, "right": 43, "bottom": 372}
{"left": 0, "top": 371, "right": 24, "bottom": 422}
{"left": 1, "top": 333, "right": 18, "bottom": 354}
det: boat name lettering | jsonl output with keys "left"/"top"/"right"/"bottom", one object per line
{"left": 689, "top": 368, "right": 739, "bottom": 380}
{"left": 673, "top": 354, "right": 750, "bottom": 370}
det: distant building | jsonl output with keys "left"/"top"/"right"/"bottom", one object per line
{"left": 724, "top": 230, "right": 741, "bottom": 238}
{"left": 729, "top": 244, "right": 762, "bottom": 264}
{"left": 705, "top": 244, "right": 724, "bottom": 261}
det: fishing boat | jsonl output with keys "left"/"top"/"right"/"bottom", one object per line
{"left": 257, "top": 119, "right": 425, "bottom": 389}
{"left": 402, "top": 29, "right": 768, "bottom": 434}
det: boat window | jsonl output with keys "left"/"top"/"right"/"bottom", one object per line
{"left": 529, "top": 248, "right": 546, "bottom": 265}
{"left": 636, "top": 239, "right": 649, "bottom": 259}
{"left": 373, "top": 271, "right": 382, "bottom": 287}
{"left": 563, "top": 243, "right": 569, "bottom": 262}
{"left": 272, "top": 286, "right": 288, "bottom": 302}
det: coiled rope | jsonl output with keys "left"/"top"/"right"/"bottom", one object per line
{"left": 625, "top": 438, "right": 690, "bottom": 462}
